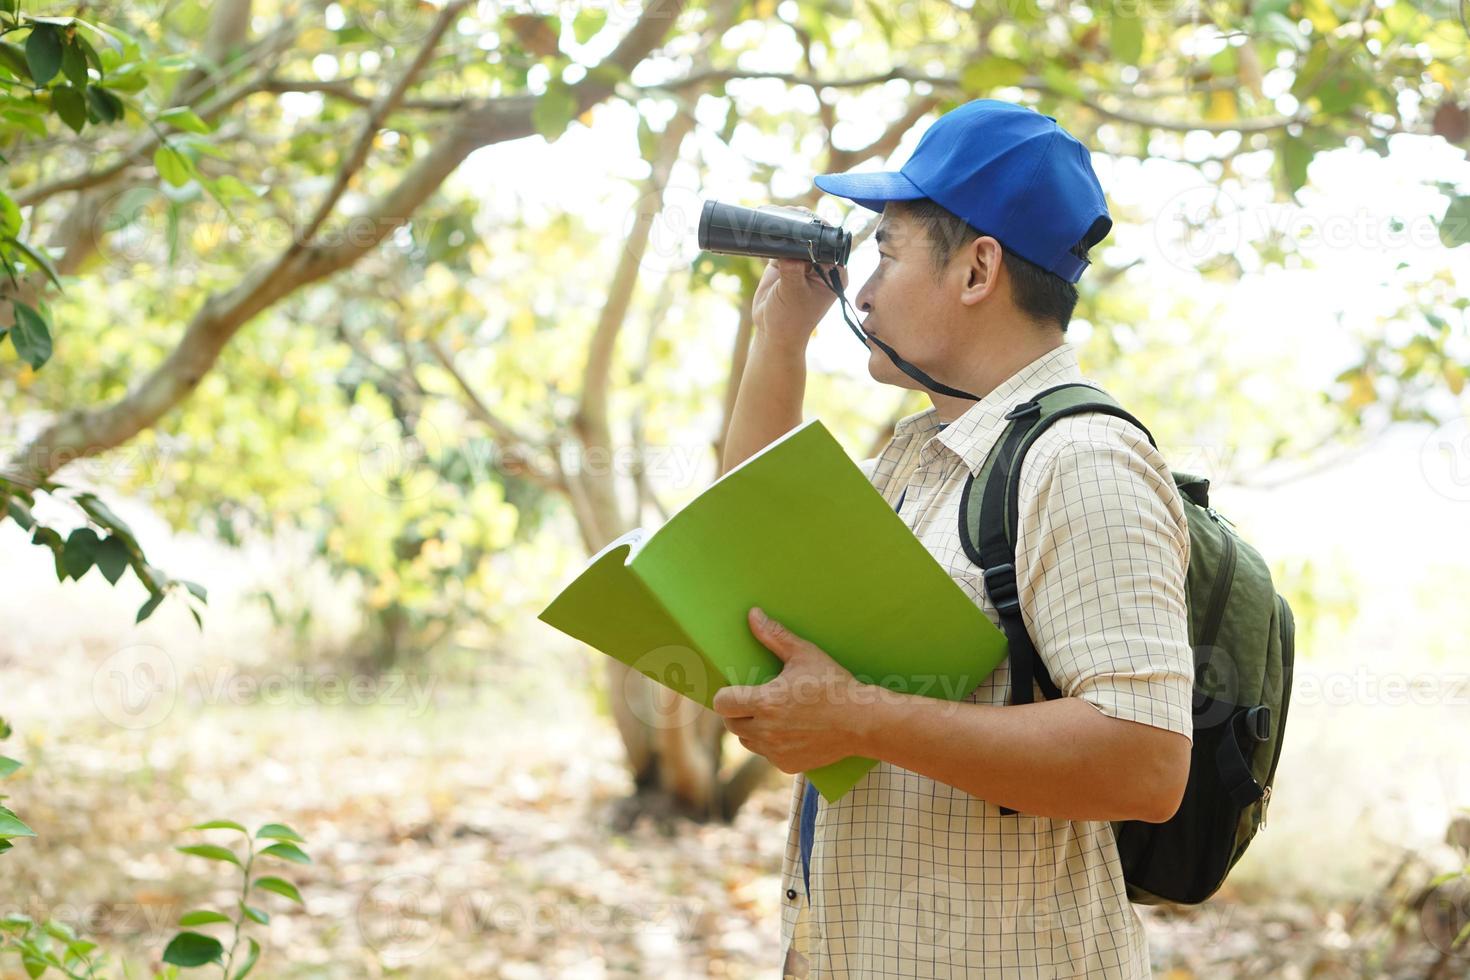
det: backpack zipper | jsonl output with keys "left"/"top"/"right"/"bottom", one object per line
{"left": 1259, "top": 596, "right": 1295, "bottom": 832}
{"left": 1199, "top": 511, "right": 1238, "bottom": 648}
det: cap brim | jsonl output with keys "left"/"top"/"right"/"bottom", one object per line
{"left": 812, "top": 171, "right": 925, "bottom": 213}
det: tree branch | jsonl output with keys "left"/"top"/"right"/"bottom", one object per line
{"left": 420, "top": 336, "right": 564, "bottom": 494}
{"left": 13, "top": 18, "right": 298, "bottom": 209}
{"left": 260, "top": 77, "right": 470, "bottom": 112}
{"left": 1, "top": 1, "right": 683, "bottom": 488}
{"left": 282, "top": 0, "right": 471, "bottom": 263}
{"left": 644, "top": 67, "right": 1317, "bottom": 135}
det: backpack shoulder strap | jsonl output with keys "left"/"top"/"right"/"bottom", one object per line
{"left": 960, "top": 383, "right": 1155, "bottom": 817}
{"left": 960, "top": 382, "right": 1157, "bottom": 707}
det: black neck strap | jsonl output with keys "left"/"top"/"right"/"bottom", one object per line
{"left": 819, "top": 266, "right": 981, "bottom": 402}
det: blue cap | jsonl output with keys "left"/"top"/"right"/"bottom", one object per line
{"left": 813, "top": 99, "right": 1112, "bottom": 283}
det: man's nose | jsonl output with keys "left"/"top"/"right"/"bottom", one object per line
{"left": 853, "top": 275, "right": 875, "bottom": 314}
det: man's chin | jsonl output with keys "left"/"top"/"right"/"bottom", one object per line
{"left": 866, "top": 347, "right": 924, "bottom": 391}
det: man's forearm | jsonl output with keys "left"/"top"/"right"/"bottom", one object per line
{"left": 849, "top": 688, "right": 1178, "bottom": 822}
{"left": 720, "top": 335, "right": 807, "bottom": 477}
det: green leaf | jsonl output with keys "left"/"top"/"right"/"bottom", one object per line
{"left": 0, "top": 756, "right": 20, "bottom": 777}
{"left": 30, "top": 526, "right": 66, "bottom": 581}
{"left": 959, "top": 58, "right": 1027, "bottom": 94}
{"left": 239, "top": 902, "right": 268, "bottom": 925}
{"left": 190, "top": 819, "right": 247, "bottom": 833}
{"left": 231, "top": 937, "right": 260, "bottom": 980}
{"left": 255, "top": 823, "right": 304, "bottom": 842}
{"left": 1281, "top": 135, "right": 1311, "bottom": 195}
{"left": 0, "top": 806, "right": 36, "bottom": 838}
{"left": 1256, "top": 10, "right": 1308, "bottom": 52}
{"left": 181, "top": 579, "right": 208, "bottom": 604}
{"left": 24, "top": 24, "right": 61, "bottom": 85}
{"left": 75, "top": 32, "right": 101, "bottom": 73}
{"left": 1440, "top": 195, "right": 1470, "bottom": 248}
{"left": 10, "top": 300, "right": 52, "bottom": 369}
{"left": 0, "top": 192, "right": 20, "bottom": 237}
{"left": 7, "top": 498, "right": 34, "bottom": 530}
{"left": 1039, "top": 63, "right": 1084, "bottom": 100}
{"left": 177, "top": 909, "right": 231, "bottom": 927}
{"left": 259, "top": 842, "right": 310, "bottom": 864}
{"left": 531, "top": 80, "right": 578, "bottom": 142}
{"left": 253, "top": 876, "right": 303, "bottom": 905}
{"left": 0, "top": 41, "right": 31, "bottom": 81}
{"left": 3, "top": 109, "right": 47, "bottom": 137}
{"left": 161, "top": 932, "right": 224, "bottom": 967}
{"left": 62, "top": 526, "right": 100, "bottom": 580}
{"left": 176, "top": 843, "right": 241, "bottom": 866}
{"left": 158, "top": 106, "right": 212, "bottom": 134}
{"left": 59, "top": 36, "right": 87, "bottom": 88}
{"left": 572, "top": 9, "right": 606, "bottom": 44}
{"left": 72, "top": 18, "right": 137, "bottom": 56}
{"left": 5, "top": 236, "right": 62, "bottom": 289}
{"left": 153, "top": 145, "right": 194, "bottom": 186}
{"left": 94, "top": 535, "right": 129, "bottom": 584}
{"left": 1109, "top": 8, "right": 1144, "bottom": 64}
{"left": 75, "top": 491, "right": 133, "bottom": 537}
{"left": 64, "top": 939, "right": 97, "bottom": 960}
{"left": 136, "top": 591, "right": 164, "bottom": 623}
{"left": 86, "top": 86, "right": 123, "bottom": 124}
{"left": 21, "top": 952, "right": 45, "bottom": 977}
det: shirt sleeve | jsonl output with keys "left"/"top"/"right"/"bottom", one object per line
{"left": 1012, "top": 418, "right": 1194, "bottom": 742}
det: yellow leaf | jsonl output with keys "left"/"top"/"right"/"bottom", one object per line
{"left": 1206, "top": 89, "right": 1237, "bottom": 122}
{"left": 1445, "top": 361, "right": 1466, "bottom": 395}
{"left": 1347, "top": 372, "right": 1376, "bottom": 409}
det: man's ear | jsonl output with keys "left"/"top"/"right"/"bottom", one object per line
{"left": 958, "top": 237, "right": 1002, "bottom": 306}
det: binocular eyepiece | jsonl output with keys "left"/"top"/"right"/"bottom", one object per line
{"left": 697, "top": 200, "right": 851, "bottom": 266}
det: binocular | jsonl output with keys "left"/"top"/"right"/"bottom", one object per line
{"left": 697, "top": 200, "right": 852, "bottom": 266}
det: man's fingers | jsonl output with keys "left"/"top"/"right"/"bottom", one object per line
{"left": 712, "top": 684, "right": 762, "bottom": 718}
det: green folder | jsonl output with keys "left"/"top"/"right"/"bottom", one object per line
{"left": 536, "top": 418, "right": 1008, "bottom": 803}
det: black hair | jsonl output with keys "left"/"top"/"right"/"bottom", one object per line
{"left": 889, "top": 198, "right": 1099, "bottom": 333}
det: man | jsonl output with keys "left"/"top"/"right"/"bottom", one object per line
{"left": 712, "top": 99, "right": 1195, "bottom": 977}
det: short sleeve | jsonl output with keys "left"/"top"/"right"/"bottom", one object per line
{"left": 1013, "top": 419, "right": 1194, "bottom": 742}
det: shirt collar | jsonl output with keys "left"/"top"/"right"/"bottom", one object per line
{"left": 925, "top": 343, "right": 1085, "bottom": 477}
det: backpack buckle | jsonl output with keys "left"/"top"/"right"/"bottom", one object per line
{"left": 1245, "top": 704, "right": 1272, "bottom": 742}
{"left": 1004, "top": 401, "right": 1041, "bottom": 421}
{"left": 982, "top": 564, "right": 1022, "bottom": 617}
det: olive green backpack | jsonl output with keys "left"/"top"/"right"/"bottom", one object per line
{"left": 959, "top": 382, "right": 1295, "bottom": 905}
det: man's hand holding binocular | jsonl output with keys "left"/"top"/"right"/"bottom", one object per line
{"left": 752, "top": 255, "right": 849, "bottom": 354}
